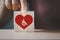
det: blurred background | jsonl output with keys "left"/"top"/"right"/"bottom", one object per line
{"left": 0, "top": 0, "right": 60, "bottom": 30}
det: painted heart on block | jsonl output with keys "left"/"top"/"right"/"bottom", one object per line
{"left": 15, "top": 15, "right": 33, "bottom": 30}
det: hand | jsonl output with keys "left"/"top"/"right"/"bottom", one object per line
{"left": 5, "top": 0, "right": 21, "bottom": 10}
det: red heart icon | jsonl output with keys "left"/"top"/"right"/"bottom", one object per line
{"left": 15, "top": 15, "right": 33, "bottom": 30}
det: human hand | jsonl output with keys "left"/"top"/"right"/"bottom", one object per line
{"left": 5, "top": 0, "right": 21, "bottom": 10}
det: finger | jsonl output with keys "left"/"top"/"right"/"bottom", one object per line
{"left": 12, "top": 0, "right": 21, "bottom": 10}
{"left": 5, "top": 0, "right": 12, "bottom": 9}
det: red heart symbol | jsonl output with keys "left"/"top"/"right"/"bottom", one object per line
{"left": 15, "top": 15, "right": 33, "bottom": 30}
